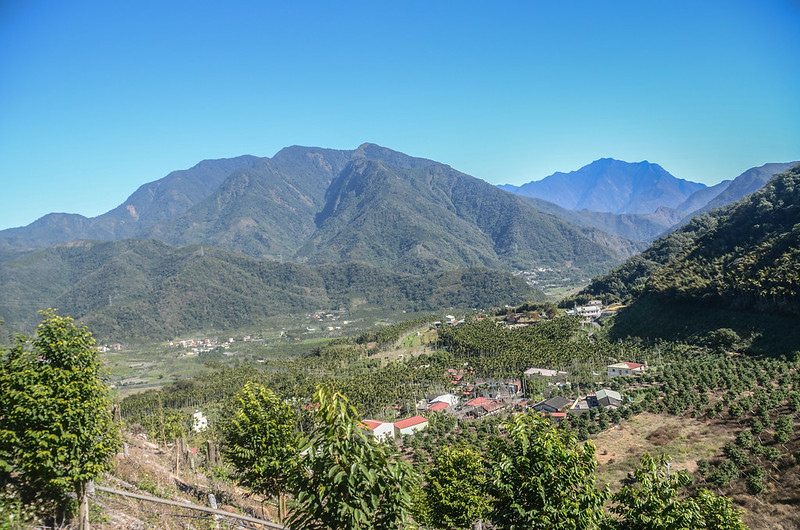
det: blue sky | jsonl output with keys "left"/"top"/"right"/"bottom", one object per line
{"left": 1, "top": 0, "right": 798, "bottom": 230}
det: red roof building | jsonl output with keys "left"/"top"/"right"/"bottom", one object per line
{"left": 361, "top": 419, "right": 395, "bottom": 442}
{"left": 394, "top": 415, "right": 429, "bottom": 436}
{"left": 465, "top": 396, "right": 492, "bottom": 408}
{"left": 482, "top": 401, "right": 504, "bottom": 414}
{"left": 427, "top": 401, "right": 450, "bottom": 411}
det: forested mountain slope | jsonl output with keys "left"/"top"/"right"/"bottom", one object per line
{"left": 581, "top": 164, "right": 800, "bottom": 355}
{"left": 646, "top": 165, "right": 800, "bottom": 315}
{"left": 0, "top": 239, "right": 543, "bottom": 339}
{"left": 299, "top": 145, "right": 642, "bottom": 274}
{"left": 0, "top": 144, "right": 640, "bottom": 279}
{"left": 586, "top": 164, "right": 800, "bottom": 314}
{"left": 143, "top": 146, "right": 353, "bottom": 259}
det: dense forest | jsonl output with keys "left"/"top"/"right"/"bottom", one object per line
{"left": 0, "top": 240, "right": 542, "bottom": 339}
{"left": 584, "top": 164, "right": 800, "bottom": 315}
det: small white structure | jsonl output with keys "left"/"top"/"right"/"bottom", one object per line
{"left": 362, "top": 420, "right": 395, "bottom": 442}
{"left": 524, "top": 367, "right": 567, "bottom": 379}
{"left": 192, "top": 410, "right": 208, "bottom": 432}
{"left": 607, "top": 361, "right": 646, "bottom": 378}
{"left": 429, "top": 393, "right": 459, "bottom": 407}
{"left": 394, "top": 415, "right": 429, "bottom": 437}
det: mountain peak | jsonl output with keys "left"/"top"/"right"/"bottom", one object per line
{"left": 507, "top": 159, "right": 705, "bottom": 214}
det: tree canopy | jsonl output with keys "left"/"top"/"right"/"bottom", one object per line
{"left": 0, "top": 309, "right": 120, "bottom": 528}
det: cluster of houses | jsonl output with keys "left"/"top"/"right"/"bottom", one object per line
{"left": 518, "top": 361, "right": 648, "bottom": 420}
{"left": 167, "top": 337, "right": 235, "bottom": 355}
{"left": 167, "top": 334, "right": 268, "bottom": 351}
{"left": 307, "top": 310, "right": 350, "bottom": 332}
{"left": 433, "top": 315, "right": 467, "bottom": 328}
{"left": 529, "top": 388, "right": 625, "bottom": 421}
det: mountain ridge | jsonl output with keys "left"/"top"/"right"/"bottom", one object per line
{"left": 0, "top": 144, "right": 642, "bottom": 279}
{"left": 500, "top": 158, "right": 706, "bottom": 214}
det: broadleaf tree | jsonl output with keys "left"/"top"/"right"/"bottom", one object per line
{"left": 487, "top": 413, "right": 608, "bottom": 529}
{"left": 287, "top": 385, "right": 416, "bottom": 529}
{"left": 423, "top": 445, "right": 490, "bottom": 529}
{"left": 0, "top": 310, "right": 120, "bottom": 530}
{"left": 223, "top": 382, "right": 299, "bottom": 522}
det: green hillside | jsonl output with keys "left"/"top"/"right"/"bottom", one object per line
{"left": 300, "top": 147, "right": 642, "bottom": 276}
{"left": 144, "top": 146, "right": 353, "bottom": 260}
{"left": 583, "top": 164, "right": 800, "bottom": 355}
{"left": 0, "top": 239, "right": 543, "bottom": 340}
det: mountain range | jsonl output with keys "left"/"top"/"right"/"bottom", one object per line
{"left": 501, "top": 159, "right": 798, "bottom": 242}
{"left": 0, "top": 144, "right": 641, "bottom": 275}
{"left": 498, "top": 158, "right": 706, "bottom": 214}
{"left": 1, "top": 143, "right": 795, "bottom": 339}
{"left": 0, "top": 143, "right": 642, "bottom": 338}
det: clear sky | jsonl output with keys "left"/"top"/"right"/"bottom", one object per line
{"left": 1, "top": 0, "right": 799, "bottom": 230}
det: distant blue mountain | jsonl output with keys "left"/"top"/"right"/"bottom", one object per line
{"left": 499, "top": 158, "right": 706, "bottom": 214}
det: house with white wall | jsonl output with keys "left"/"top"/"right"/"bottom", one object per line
{"left": 607, "top": 361, "right": 646, "bottom": 377}
{"left": 394, "top": 415, "right": 429, "bottom": 437}
{"left": 362, "top": 420, "right": 395, "bottom": 442}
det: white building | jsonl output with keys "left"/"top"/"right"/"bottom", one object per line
{"left": 524, "top": 367, "right": 567, "bottom": 379}
{"left": 362, "top": 420, "right": 395, "bottom": 442}
{"left": 394, "top": 415, "right": 429, "bottom": 437}
{"left": 607, "top": 361, "right": 646, "bottom": 378}
{"left": 429, "top": 393, "right": 459, "bottom": 407}
{"left": 192, "top": 410, "right": 208, "bottom": 432}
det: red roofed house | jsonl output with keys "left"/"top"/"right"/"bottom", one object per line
{"left": 607, "top": 361, "right": 646, "bottom": 378}
{"left": 394, "top": 415, "right": 429, "bottom": 437}
{"left": 465, "top": 396, "right": 492, "bottom": 408}
{"left": 427, "top": 401, "right": 450, "bottom": 412}
{"left": 362, "top": 420, "right": 395, "bottom": 442}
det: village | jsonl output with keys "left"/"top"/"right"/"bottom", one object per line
{"left": 356, "top": 360, "right": 646, "bottom": 443}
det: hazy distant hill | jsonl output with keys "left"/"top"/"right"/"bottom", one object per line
{"left": 0, "top": 156, "right": 263, "bottom": 248}
{"left": 0, "top": 239, "right": 543, "bottom": 339}
{"left": 521, "top": 197, "right": 685, "bottom": 242}
{"left": 678, "top": 161, "right": 799, "bottom": 222}
{"left": 499, "top": 158, "right": 706, "bottom": 214}
{"left": 674, "top": 179, "right": 731, "bottom": 213}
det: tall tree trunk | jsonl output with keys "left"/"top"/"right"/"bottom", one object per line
{"left": 77, "top": 481, "right": 90, "bottom": 530}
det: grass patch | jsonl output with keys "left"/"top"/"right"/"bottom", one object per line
{"left": 591, "top": 412, "right": 734, "bottom": 491}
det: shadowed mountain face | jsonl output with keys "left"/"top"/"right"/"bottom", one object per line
{"left": 499, "top": 158, "right": 706, "bottom": 214}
